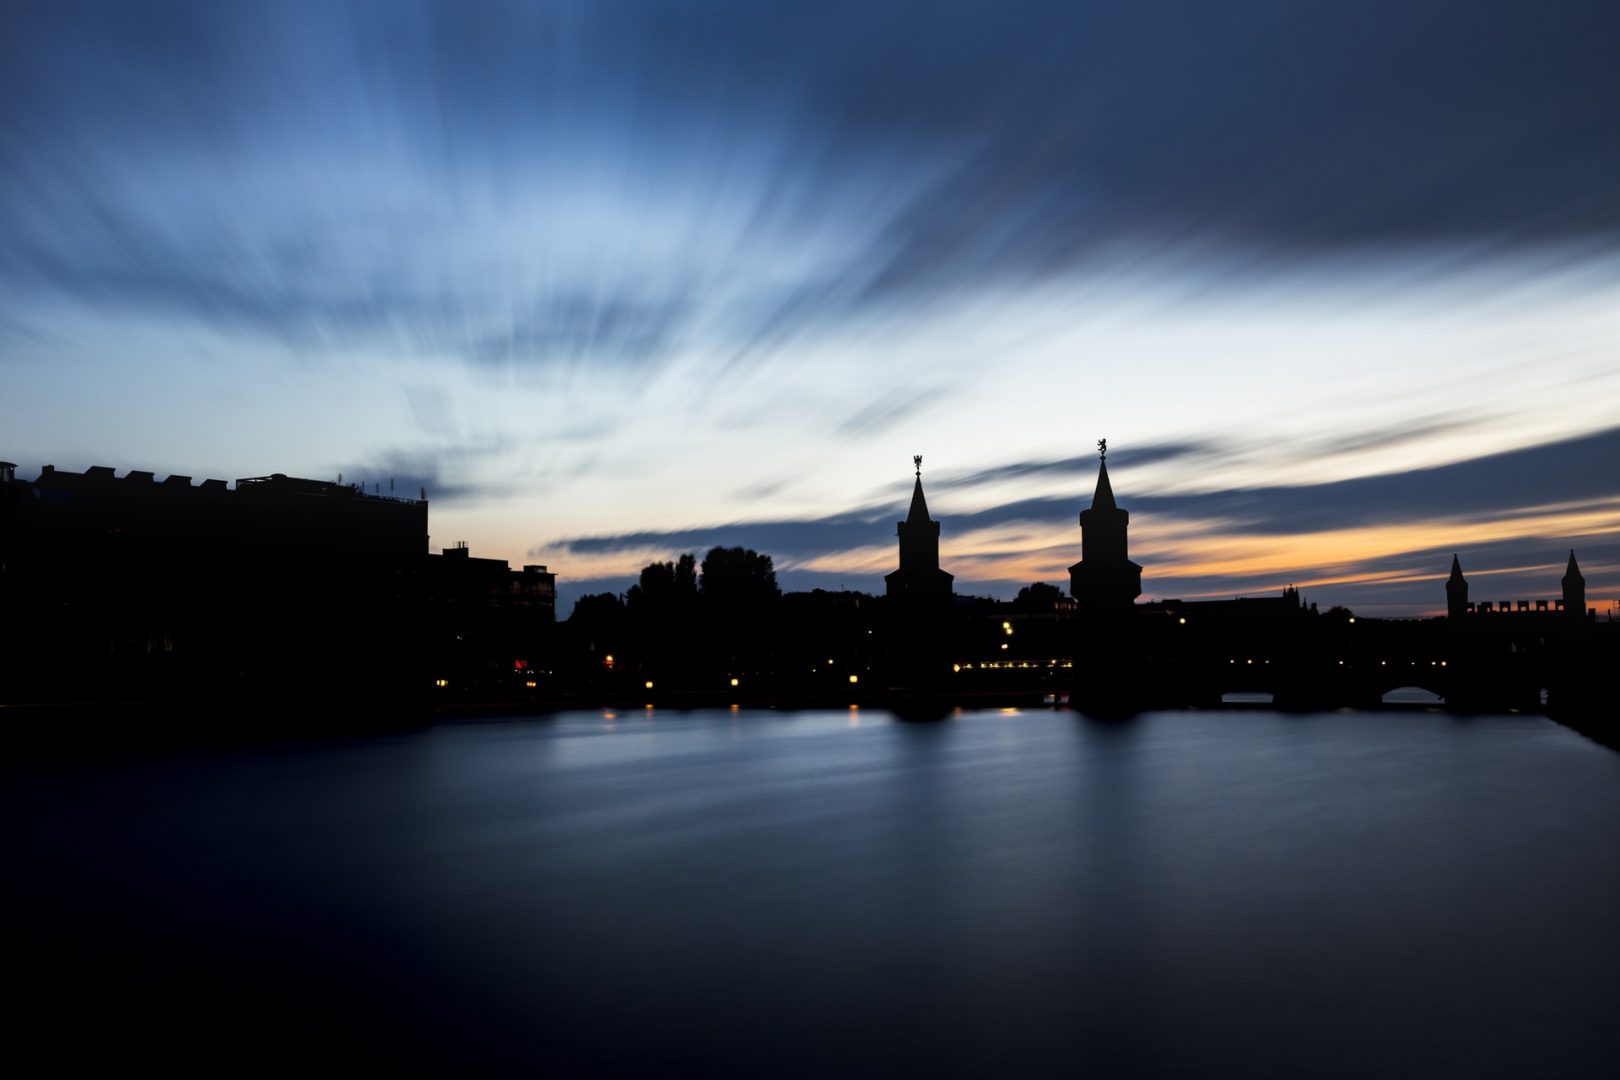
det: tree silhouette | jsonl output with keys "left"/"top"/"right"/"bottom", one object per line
{"left": 626, "top": 553, "right": 697, "bottom": 612}
{"left": 699, "top": 546, "right": 779, "bottom": 606}
{"left": 1015, "top": 582, "right": 1064, "bottom": 611}
{"left": 697, "top": 546, "right": 780, "bottom": 685}
{"left": 621, "top": 554, "right": 703, "bottom": 686}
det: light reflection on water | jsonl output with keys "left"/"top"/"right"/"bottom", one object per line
{"left": 8, "top": 708, "right": 1620, "bottom": 1076}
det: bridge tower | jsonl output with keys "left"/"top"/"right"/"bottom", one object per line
{"left": 1069, "top": 440, "right": 1142, "bottom": 613}
{"left": 885, "top": 455, "right": 954, "bottom": 606}
{"left": 1562, "top": 550, "right": 1586, "bottom": 619}
{"left": 1446, "top": 554, "right": 1469, "bottom": 620}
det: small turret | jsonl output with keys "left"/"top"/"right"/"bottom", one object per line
{"left": 1446, "top": 554, "right": 1468, "bottom": 620}
{"left": 1562, "top": 550, "right": 1586, "bottom": 619}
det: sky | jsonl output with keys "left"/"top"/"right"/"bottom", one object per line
{"left": 3, "top": 0, "right": 1618, "bottom": 618}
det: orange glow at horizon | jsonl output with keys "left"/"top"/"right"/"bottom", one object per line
{"left": 537, "top": 491, "right": 1619, "bottom": 615}
{"left": 790, "top": 498, "right": 1620, "bottom": 601}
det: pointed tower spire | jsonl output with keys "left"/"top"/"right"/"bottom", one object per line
{"left": 1562, "top": 549, "right": 1586, "bottom": 619}
{"left": 1092, "top": 456, "right": 1117, "bottom": 512}
{"left": 1446, "top": 554, "right": 1468, "bottom": 620}
{"left": 906, "top": 455, "right": 931, "bottom": 524}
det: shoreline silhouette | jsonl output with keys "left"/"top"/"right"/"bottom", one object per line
{"left": 2, "top": 451, "right": 1613, "bottom": 741}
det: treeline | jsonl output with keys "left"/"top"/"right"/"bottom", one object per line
{"left": 553, "top": 546, "right": 1080, "bottom": 696}
{"left": 560, "top": 546, "right": 877, "bottom": 693}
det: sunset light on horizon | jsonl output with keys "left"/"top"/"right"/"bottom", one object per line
{"left": 4, "top": 1, "right": 1617, "bottom": 618}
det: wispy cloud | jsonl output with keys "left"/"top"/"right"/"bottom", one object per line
{"left": 5, "top": 1, "right": 1617, "bottom": 372}
{"left": 1129, "top": 424, "right": 1620, "bottom": 534}
{"left": 546, "top": 427, "right": 1620, "bottom": 613}
{"left": 328, "top": 439, "right": 515, "bottom": 504}
{"left": 5, "top": 1, "right": 1617, "bottom": 622}
{"left": 938, "top": 441, "right": 1212, "bottom": 493}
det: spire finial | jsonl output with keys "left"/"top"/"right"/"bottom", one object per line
{"left": 913, "top": 454, "right": 922, "bottom": 477}
{"left": 1097, "top": 438, "right": 1107, "bottom": 460}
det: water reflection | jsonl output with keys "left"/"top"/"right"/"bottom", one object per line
{"left": 6, "top": 709, "right": 1618, "bottom": 1076}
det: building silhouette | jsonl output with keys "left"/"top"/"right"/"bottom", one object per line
{"left": 0, "top": 465, "right": 430, "bottom": 703}
{"left": 424, "top": 542, "right": 557, "bottom": 695}
{"left": 0, "top": 463, "right": 549, "bottom": 706}
{"left": 1068, "top": 443, "right": 1142, "bottom": 613}
{"left": 1444, "top": 551, "right": 1593, "bottom": 619}
{"left": 884, "top": 455, "right": 953, "bottom": 606}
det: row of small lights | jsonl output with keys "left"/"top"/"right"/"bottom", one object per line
{"left": 445, "top": 647, "right": 1434, "bottom": 688}
{"left": 441, "top": 656, "right": 1451, "bottom": 688}
{"left": 635, "top": 674, "right": 861, "bottom": 691}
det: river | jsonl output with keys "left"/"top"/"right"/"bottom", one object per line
{"left": 8, "top": 707, "right": 1619, "bottom": 1076}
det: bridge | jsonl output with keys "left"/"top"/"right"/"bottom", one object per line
{"left": 1045, "top": 605, "right": 1613, "bottom": 713}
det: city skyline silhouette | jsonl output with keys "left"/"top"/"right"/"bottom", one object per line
{"left": 6, "top": 7, "right": 1620, "bottom": 1075}
{"left": 4, "top": 445, "right": 1610, "bottom": 723}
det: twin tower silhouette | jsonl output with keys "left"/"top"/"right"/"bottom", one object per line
{"left": 885, "top": 444, "right": 1590, "bottom": 619}
{"left": 886, "top": 444, "right": 1139, "bottom": 613}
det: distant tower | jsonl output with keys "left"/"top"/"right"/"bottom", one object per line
{"left": 885, "top": 455, "right": 954, "bottom": 605}
{"left": 1068, "top": 440, "right": 1142, "bottom": 612}
{"left": 1446, "top": 554, "right": 1469, "bottom": 620}
{"left": 1562, "top": 550, "right": 1586, "bottom": 619}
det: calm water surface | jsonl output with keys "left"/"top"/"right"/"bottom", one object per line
{"left": 8, "top": 708, "right": 1620, "bottom": 1076}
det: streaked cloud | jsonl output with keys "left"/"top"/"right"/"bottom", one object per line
{"left": 545, "top": 427, "right": 1620, "bottom": 613}
{"left": 2, "top": 2, "right": 1616, "bottom": 616}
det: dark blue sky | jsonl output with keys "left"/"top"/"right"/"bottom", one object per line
{"left": 3, "top": 1, "right": 1618, "bottom": 614}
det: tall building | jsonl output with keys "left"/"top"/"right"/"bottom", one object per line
{"left": 0, "top": 464, "right": 428, "bottom": 702}
{"left": 1446, "top": 555, "right": 1469, "bottom": 620}
{"left": 1068, "top": 443, "right": 1142, "bottom": 612}
{"left": 1563, "top": 550, "right": 1586, "bottom": 619}
{"left": 884, "top": 456, "right": 953, "bottom": 605}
